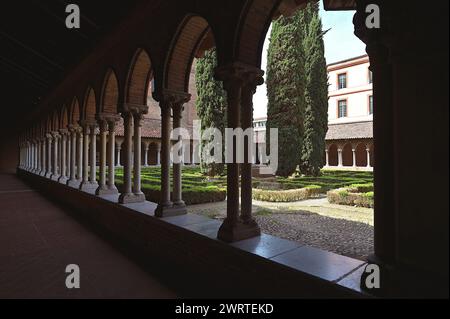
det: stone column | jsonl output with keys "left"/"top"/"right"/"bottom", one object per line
{"left": 155, "top": 92, "right": 189, "bottom": 217}
{"left": 89, "top": 123, "right": 98, "bottom": 187}
{"left": 31, "top": 141, "right": 36, "bottom": 173}
{"left": 95, "top": 119, "right": 109, "bottom": 195}
{"left": 366, "top": 147, "right": 371, "bottom": 168}
{"left": 67, "top": 125, "right": 80, "bottom": 188}
{"left": 40, "top": 138, "right": 47, "bottom": 176}
{"left": 115, "top": 140, "right": 123, "bottom": 167}
{"left": 239, "top": 67, "right": 264, "bottom": 237}
{"left": 106, "top": 118, "right": 119, "bottom": 194}
{"left": 118, "top": 112, "right": 133, "bottom": 203}
{"left": 172, "top": 103, "right": 185, "bottom": 209}
{"left": 79, "top": 123, "right": 91, "bottom": 190}
{"left": 325, "top": 149, "right": 329, "bottom": 167}
{"left": 76, "top": 127, "right": 83, "bottom": 182}
{"left": 156, "top": 142, "right": 161, "bottom": 166}
{"left": 58, "top": 130, "right": 68, "bottom": 184}
{"left": 143, "top": 141, "right": 149, "bottom": 167}
{"left": 45, "top": 134, "right": 53, "bottom": 178}
{"left": 51, "top": 132, "right": 61, "bottom": 180}
{"left": 66, "top": 132, "right": 71, "bottom": 178}
{"left": 132, "top": 112, "right": 145, "bottom": 200}
{"left": 215, "top": 63, "right": 263, "bottom": 242}
{"left": 352, "top": 148, "right": 357, "bottom": 168}
{"left": 337, "top": 148, "right": 343, "bottom": 167}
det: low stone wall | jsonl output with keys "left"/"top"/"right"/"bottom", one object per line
{"left": 17, "top": 169, "right": 366, "bottom": 298}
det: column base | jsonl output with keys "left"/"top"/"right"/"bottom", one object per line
{"left": 39, "top": 171, "right": 46, "bottom": 177}
{"left": 155, "top": 202, "right": 187, "bottom": 217}
{"left": 217, "top": 218, "right": 261, "bottom": 243}
{"left": 95, "top": 185, "right": 118, "bottom": 196}
{"left": 51, "top": 174, "right": 60, "bottom": 181}
{"left": 118, "top": 192, "right": 146, "bottom": 204}
{"left": 79, "top": 181, "right": 99, "bottom": 192}
{"left": 58, "top": 176, "right": 68, "bottom": 184}
{"left": 67, "top": 179, "right": 81, "bottom": 188}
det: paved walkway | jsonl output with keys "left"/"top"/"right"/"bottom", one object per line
{"left": 0, "top": 174, "right": 176, "bottom": 299}
{"left": 188, "top": 196, "right": 374, "bottom": 261}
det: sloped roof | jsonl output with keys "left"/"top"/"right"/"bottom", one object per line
{"left": 325, "top": 121, "right": 373, "bottom": 140}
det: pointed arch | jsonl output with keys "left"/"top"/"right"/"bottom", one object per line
{"left": 101, "top": 69, "right": 120, "bottom": 114}
{"left": 164, "top": 15, "right": 213, "bottom": 92}
{"left": 125, "top": 49, "right": 153, "bottom": 106}
{"left": 60, "top": 105, "right": 69, "bottom": 129}
{"left": 82, "top": 87, "right": 97, "bottom": 121}
{"left": 69, "top": 97, "right": 81, "bottom": 125}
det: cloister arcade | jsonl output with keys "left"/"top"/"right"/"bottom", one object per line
{"left": 12, "top": 0, "right": 449, "bottom": 298}
{"left": 325, "top": 139, "right": 373, "bottom": 170}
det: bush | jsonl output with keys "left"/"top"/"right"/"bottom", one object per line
{"left": 144, "top": 186, "right": 227, "bottom": 205}
{"left": 252, "top": 185, "right": 322, "bottom": 202}
{"left": 349, "top": 183, "right": 374, "bottom": 193}
{"left": 327, "top": 188, "right": 374, "bottom": 208}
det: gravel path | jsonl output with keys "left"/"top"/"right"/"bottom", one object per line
{"left": 187, "top": 197, "right": 373, "bottom": 261}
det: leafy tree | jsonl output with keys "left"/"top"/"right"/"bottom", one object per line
{"left": 195, "top": 49, "right": 227, "bottom": 176}
{"left": 266, "top": 11, "right": 306, "bottom": 177}
{"left": 299, "top": 2, "right": 329, "bottom": 176}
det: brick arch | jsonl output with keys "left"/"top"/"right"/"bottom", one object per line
{"left": 234, "top": 0, "right": 307, "bottom": 67}
{"left": 355, "top": 142, "right": 367, "bottom": 167}
{"left": 164, "top": 15, "right": 212, "bottom": 92}
{"left": 342, "top": 143, "right": 353, "bottom": 167}
{"left": 51, "top": 110, "right": 59, "bottom": 131}
{"left": 82, "top": 87, "right": 97, "bottom": 121}
{"left": 126, "top": 49, "right": 152, "bottom": 106}
{"left": 328, "top": 143, "right": 338, "bottom": 166}
{"left": 101, "top": 69, "right": 120, "bottom": 114}
{"left": 60, "top": 105, "right": 69, "bottom": 129}
{"left": 69, "top": 97, "right": 81, "bottom": 125}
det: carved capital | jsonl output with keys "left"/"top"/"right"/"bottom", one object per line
{"left": 122, "top": 103, "right": 149, "bottom": 115}
{"left": 158, "top": 90, "right": 191, "bottom": 110}
{"left": 96, "top": 112, "right": 121, "bottom": 123}
{"left": 215, "top": 62, "right": 264, "bottom": 91}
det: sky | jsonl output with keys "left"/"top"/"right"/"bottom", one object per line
{"left": 253, "top": 2, "right": 366, "bottom": 119}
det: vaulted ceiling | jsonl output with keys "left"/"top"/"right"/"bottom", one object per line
{"left": 0, "top": 1, "right": 141, "bottom": 134}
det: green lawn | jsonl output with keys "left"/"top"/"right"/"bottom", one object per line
{"left": 104, "top": 167, "right": 373, "bottom": 204}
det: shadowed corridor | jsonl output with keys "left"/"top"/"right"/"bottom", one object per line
{"left": 0, "top": 174, "right": 176, "bottom": 299}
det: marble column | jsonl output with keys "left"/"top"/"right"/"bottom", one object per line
{"left": 40, "top": 138, "right": 47, "bottom": 176}
{"left": 76, "top": 128, "right": 83, "bottom": 183}
{"left": 79, "top": 123, "right": 90, "bottom": 190}
{"left": 67, "top": 125, "right": 80, "bottom": 188}
{"left": 172, "top": 103, "right": 185, "bottom": 209}
{"left": 143, "top": 141, "right": 149, "bottom": 167}
{"left": 58, "top": 130, "right": 68, "bottom": 184}
{"left": 366, "top": 148, "right": 371, "bottom": 168}
{"left": 106, "top": 118, "right": 119, "bottom": 194}
{"left": 51, "top": 132, "right": 61, "bottom": 180}
{"left": 352, "top": 148, "right": 357, "bottom": 168}
{"left": 118, "top": 112, "right": 133, "bottom": 203}
{"left": 66, "top": 131, "right": 71, "bottom": 178}
{"left": 156, "top": 142, "right": 161, "bottom": 166}
{"left": 325, "top": 149, "right": 329, "bottom": 167}
{"left": 89, "top": 123, "right": 98, "bottom": 188}
{"left": 95, "top": 119, "right": 109, "bottom": 195}
{"left": 116, "top": 141, "right": 122, "bottom": 167}
{"left": 337, "top": 148, "right": 343, "bottom": 167}
{"left": 239, "top": 68, "right": 263, "bottom": 237}
{"left": 155, "top": 92, "right": 189, "bottom": 217}
{"left": 45, "top": 134, "right": 53, "bottom": 178}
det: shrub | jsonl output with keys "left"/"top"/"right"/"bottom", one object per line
{"left": 252, "top": 185, "right": 322, "bottom": 202}
{"left": 349, "top": 183, "right": 374, "bottom": 193}
{"left": 144, "top": 186, "right": 226, "bottom": 205}
{"left": 327, "top": 188, "right": 374, "bottom": 208}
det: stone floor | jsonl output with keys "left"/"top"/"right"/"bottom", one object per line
{"left": 0, "top": 174, "right": 176, "bottom": 299}
{"left": 188, "top": 197, "right": 374, "bottom": 261}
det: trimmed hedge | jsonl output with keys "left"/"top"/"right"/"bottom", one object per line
{"left": 252, "top": 185, "right": 322, "bottom": 202}
{"left": 327, "top": 187, "right": 374, "bottom": 208}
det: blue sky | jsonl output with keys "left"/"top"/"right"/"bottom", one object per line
{"left": 253, "top": 2, "right": 366, "bottom": 118}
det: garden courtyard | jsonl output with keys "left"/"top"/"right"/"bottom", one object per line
{"left": 113, "top": 167, "right": 374, "bottom": 261}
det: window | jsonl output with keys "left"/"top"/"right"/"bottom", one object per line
{"left": 368, "top": 68, "right": 373, "bottom": 84}
{"left": 338, "top": 100, "right": 347, "bottom": 118}
{"left": 338, "top": 73, "right": 347, "bottom": 89}
{"left": 369, "top": 95, "right": 373, "bottom": 114}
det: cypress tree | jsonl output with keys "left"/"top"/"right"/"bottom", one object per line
{"left": 195, "top": 49, "right": 227, "bottom": 176}
{"left": 299, "top": 2, "right": 329, "bottom": 176}
{"left": 266, "top": 11, "right": 306, "bottom": 177}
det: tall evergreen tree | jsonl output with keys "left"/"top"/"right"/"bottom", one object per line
{"left": 299, "top": 2, "right": 329, "bottom": 176}
{"left": 195, "top": 49, "right": 227, "bottom": 176}
{"left": 266, "top": 11, "right": 306, "bottom": 177}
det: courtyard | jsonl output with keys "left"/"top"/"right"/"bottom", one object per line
{"left": 113, "top": 166, "right": 374, "bottom": 261}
